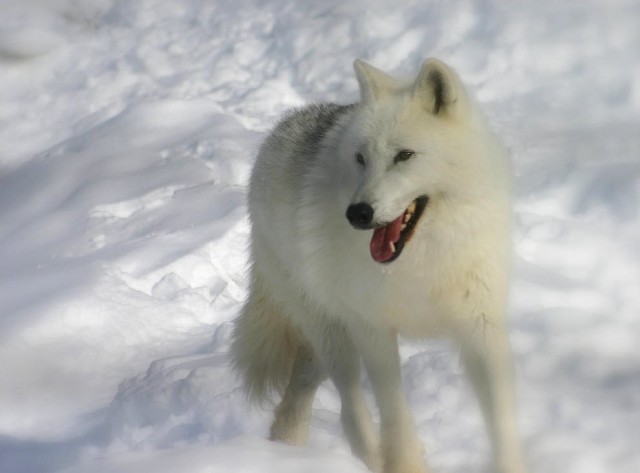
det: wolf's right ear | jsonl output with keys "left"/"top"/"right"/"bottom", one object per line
{"left": 354, "top": 59, "right": 396, "bottom": 103}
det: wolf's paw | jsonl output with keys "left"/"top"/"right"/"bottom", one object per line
{"left": 362, "top": 453, "right": 383, "bottom": 473}
{"left": 380, "top": 433, "right": 428, "bottom": 473}
{"left": 382, "top": 453, "right": 429, "bottom": 473}
{"left": 383, "top": 463, "right": 429, "bottom": 473}
{"left": 497, "top": 455, "right": 530, "bottom": 473}
{"left": 269, "top": 417, "right": 309, "bottom": 446}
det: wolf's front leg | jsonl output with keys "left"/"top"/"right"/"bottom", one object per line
{"left": 304, "top": 318, "right": 381, "bottom": 472}
{"left": 458, "top": 322, "right": 529, "bottom": 473}
{"left": 350, "top": 325, "right": 427, "bottom": 473}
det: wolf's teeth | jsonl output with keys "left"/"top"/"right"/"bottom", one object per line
{"left": 407, "top": 201, "right": 416, "bottom": 213}
{"left": 403, "top": 213, "right": 411, "bottom": 223}
{"left": 390, "top": 242, "right": 396, "bottom": 253}
{"left": 401, "top": 223, "right": 407, "bottom": 231}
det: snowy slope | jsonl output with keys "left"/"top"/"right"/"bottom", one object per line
{"left": 1, "top": 1, "right": 639, "bottom": 473}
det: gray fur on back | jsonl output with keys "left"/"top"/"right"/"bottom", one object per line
{"left": 261, "top": 103, "right": 356, "bottom": 167}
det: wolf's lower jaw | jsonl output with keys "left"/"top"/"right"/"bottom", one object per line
{"left": 370, "top": 195, "right": 428, "bottom": 264}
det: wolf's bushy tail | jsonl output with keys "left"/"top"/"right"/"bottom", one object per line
{"left": 230, "top": 283, "right": 299, "bottom": 404}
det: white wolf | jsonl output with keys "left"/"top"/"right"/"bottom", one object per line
{"left": 231, "top": 58, "right": 528, "bottom": 473}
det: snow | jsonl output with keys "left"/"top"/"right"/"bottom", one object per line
{"left": 1, "top": 1, "right": 639, "bottom": 472}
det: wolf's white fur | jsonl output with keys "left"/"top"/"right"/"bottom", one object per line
{"left": 231, "top": 58, "right": 528, "bottom": 473}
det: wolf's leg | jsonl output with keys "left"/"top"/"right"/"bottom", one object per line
{"left": 270, "top": 341, "right": 325, "bottom": 445}
{"left": 295, "top": 318, "right": 381, "bottom": 472}
{"left": 458, "top": 323, "right": 529, "bottom": 473}
{"left": 323, "top": 322, "right": 381, "bottom": 472}
{"left": 350, "top": 326, "right": 426, "bottom": 473}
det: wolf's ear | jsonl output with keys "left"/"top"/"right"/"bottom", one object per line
{"left": 413, "top": 58, "right": 465, "bottom": 115}
{"left": 354, "top": 59, "right": 397, "bottom": 103}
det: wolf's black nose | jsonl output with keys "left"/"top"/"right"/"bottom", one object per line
{"left": 346, "top": 203, "right": 374, "bottom": 229}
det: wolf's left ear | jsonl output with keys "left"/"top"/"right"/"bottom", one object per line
{"left": 413, "top": 58, "right": 466, "bottom": 115}
{"left": 354, "top": 59, "right": 397, "bottom": 103}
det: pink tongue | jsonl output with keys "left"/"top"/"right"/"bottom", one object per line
{"left": 370, "top": 214, "right": 404, "bottom": 263}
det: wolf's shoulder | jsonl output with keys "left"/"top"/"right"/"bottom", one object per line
{"left": 276, "top": 103, "right": 356, "bottom": 133}
{"left": 264, "top": 103, "right": 356, "bottom": 155}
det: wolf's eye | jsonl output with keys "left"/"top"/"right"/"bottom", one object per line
{"left": 394, "top": 150, "right": 415, "bottom": 163}
{"left": 355, "top": 152, "right": 365, "bottom": 167}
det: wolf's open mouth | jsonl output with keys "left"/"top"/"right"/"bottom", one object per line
{"left": 370, "top": 196, "right": 428, "bottom": 263}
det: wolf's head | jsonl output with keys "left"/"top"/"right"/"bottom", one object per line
{"left": 342, "top": 58, "right": 505, "bottom": 264}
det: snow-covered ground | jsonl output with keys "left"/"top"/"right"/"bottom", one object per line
{"left": 1, "top": 1, "right": 639, "bottom": 472}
